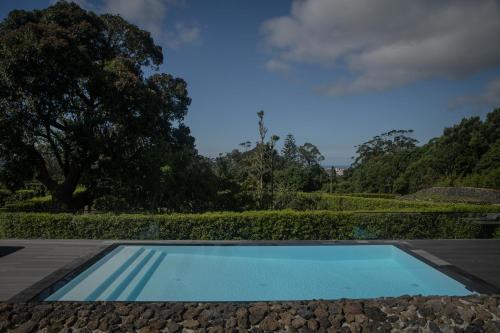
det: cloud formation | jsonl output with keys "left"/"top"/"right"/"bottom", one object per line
{"left": 262, "top": 0, "right": 500, "bottom": 95}
{"left": 74, "top": 0, "right": 200, "bottom": 49}
{"left": 264, "top": 59, "right": 290, "bottom": 75}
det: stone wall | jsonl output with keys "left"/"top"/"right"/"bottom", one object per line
{"left": 0, "top": 295, "right": 499, "bottom": 332}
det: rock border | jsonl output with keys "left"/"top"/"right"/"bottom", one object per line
{"left": 0, "top": 295, "right": 499, "bottom": 332}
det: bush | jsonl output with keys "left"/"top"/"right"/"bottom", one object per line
{"left": 1, "top": 196, "right": 53, "bottom": 212}
{"left": 0, "top": 188, "right": 11, "bottom": 206}
{"left": 92, "top": 195, "right": 129, "bottom": 212}
{"left": 13, "top": 189, "right": 36, "bottom": 201}
{"left": 339, "top": 193, "right": 397, "bottom": 199}
{"left": 493, "top": 226, "right": 500, "bottom": 239}
{"left": 286, "top": 193, "right": 500, "bottom": 213}
{"left": 0, "top": 211, "right": 488, "bottom": 240}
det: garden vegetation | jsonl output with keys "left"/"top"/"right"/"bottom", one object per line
{"left": 0, "top": 2, "right": 499, "bottom": 241}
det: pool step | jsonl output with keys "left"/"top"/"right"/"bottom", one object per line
{"left": 49, "top": 246, "right": 143, "bottom": 301}
{"left": 118, "top": 251, "right": 166, "bottom": 301}
{"left": 98, "top": 249, "right": 156, "bottom": 301}
{"left": 48, "top": 246, "right": 168, "bottom": 301}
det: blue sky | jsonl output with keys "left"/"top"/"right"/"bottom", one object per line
{"left": 1, "top": 0, "right": 500, "bottom": 166}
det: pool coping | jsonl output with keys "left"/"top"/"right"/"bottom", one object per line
{"left": 8, "top": 240, "right": 500, "bottom": 303}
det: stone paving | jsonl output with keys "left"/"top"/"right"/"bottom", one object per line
{"left": 1, "top": 295, "right": 499, "bottom": 332}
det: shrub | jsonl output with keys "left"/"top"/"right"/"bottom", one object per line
{"left": 0, "top": 211, "right": 487, "bottom": 240}
{"left": 2, "top": 196, "right": 53, "bottom": 212}
{"left": 92, "top": 195, "right": 129, "bottom": 212}
{"left": 287, "top": 193, "right": 500, "bottom": 213}
{"left": 0, "top": 188, "right": 11, "bottom": 206}
{"left": 13, "top": 189, "right": 36, "bottom": 201}
{"left": 339, "top": 193, "right": 397, "bottom": 199}
{"left": 493, "top": 226, "right": 500, "bottom": 239}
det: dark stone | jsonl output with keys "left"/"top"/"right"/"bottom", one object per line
{"left": 292, "top": 316, "right": 307, "bottom": 329}
{"left": 115, "top": 305, "right": 130, "bottom": 316}
{"left": 428, "top": 321, "right": 442, "bottom": 333}
{"left": 260, "top": 313, "right": 279, "bottom": 331}
{"left": 225, "top": 317, "right": 237, "bottom": 328}
{"left": 11, "top": 320, "right": 37, "bottom": 333}
{"left": 297, "top": 308, "right": 314, "bottom": 320}
{"left": 159, "top": 308, "right": 175, "bottom": 320}
{"left": 207, "top": 326, "right": 224, "bottom": 333}
{"left": 98, "top": 318, "right": 109, "bottom": 331}
{"left": 183, "top": 319, "right": 200, "bottom": 329}
{"left": 314, "top": 307, "right": 329, "bottom": 320}
{"left": 183, "top": 307, "right": 202, "bottom": 320}
{"left": 387, "top": 315, "right": 399, "bottom": 323}
{"left": 142, "top": 308, "right": 154, "bottom": 320}
{"left": 329, "top": 314, "right": 344, "bottom": 329}
{"left": 165, "top": 320, "right": 180, "bottom": 333}
{"left": 87, "top": 319, "right": 99, "bottom": 330}
{"left": 150, "top": 319, "right": 166, "bottom": 330}
{"left": 465, "top": 324, "right": 484, "bottom": 333}
{"left": 236, "top": 309, "right": 249, "bottom": 328}
{"left": 249, "top": 304, "right": 268, "bottom": 325}
{"left": 365, "top": 306, "right": 386, "bottom": 322}
{"left": 134, "top": 318, "right": 148, "bottom": 329}
{"left": 307, "top": 319, "right": 319, "bottom": 331}
{"left": 343, "top": 302, "right": 363, "bottom": 316}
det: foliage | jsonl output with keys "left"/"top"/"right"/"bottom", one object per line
{"left": 279, "top": 193, "right": 500, "bottom": 213}
{"left": 341, "top": 193, "right": 397, "bottom": 199}
{"left": 0, "top": 2, "right": 192, "bottom": 209}
{"left": 12, "top": 190, "right": 36, "bottom": 201}
{"left": 0, "top": 188, "right": 11, "bottom": 206}
{"left": 402, "top": 187, "right": 500, "bottom": 204}
{"left": 343, "top": 109, "right": 500, "bottom": 194}
{"left": 0, "top": 211, "right": 487, "bottom": 240}
{"left": 1, "top": 195, "right": 53, "bottom": 212}
{"left": 493, "top": 226, "right": 500, "bottom": 239}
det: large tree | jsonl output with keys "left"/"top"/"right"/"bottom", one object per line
{"left": 0, "top": 2, "right": 191, "bottom": 208}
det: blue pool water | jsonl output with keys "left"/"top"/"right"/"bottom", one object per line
{"left": 46, "top": 245, "right": 472, "bottom": 301}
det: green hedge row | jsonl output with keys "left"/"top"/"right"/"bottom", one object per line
{"left": 294, "top": 193, "right": 500, "bottom": 212}
{"left": 337, "top": 193, "right": 397, "bottom": 199}
{"left": 1, "top": 195, "right": 53, "bottom": 212}
{"left": 0, "top": 211, "right": 486, "bottom": 240}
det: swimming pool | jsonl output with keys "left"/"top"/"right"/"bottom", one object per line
{"left": 45, "top": 244, "right": 473, "bottom": 301}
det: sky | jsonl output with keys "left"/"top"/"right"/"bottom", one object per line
{"left": 1, "top": 0, "right": 500, "bottom": 166}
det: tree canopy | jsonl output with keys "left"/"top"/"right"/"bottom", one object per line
{"left": 0, "top": 2, "right": 191, "bottom": 208}
{"left": 341, "top": 109, "right": 500, "bottom": 194}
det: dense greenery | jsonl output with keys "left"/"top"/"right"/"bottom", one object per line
{"left": 0, "top": 2, "right": 199, "bottom": 210}
{"left": 0, "top": 211, "right": 486, "bottom": 240}
{"left": 3, "top": 191, "right": 498, "bottom": 213}
{"left": 0, "top": 2, "right": 499, "bottom": 216}
{"left": 341, "top": 110, "right": 500, "bottom": 194}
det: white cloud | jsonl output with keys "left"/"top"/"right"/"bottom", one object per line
{"left": 74, "top": 0, "right": 200, "bottom": 49}
{"left": 262, "top": 0, "right": 500, "bottom": 95}
{"left": 450, "top": 76, "right": 500, "bottom": 111}
{"left": 264, "top": 59, "right": 290, "bottom": 74}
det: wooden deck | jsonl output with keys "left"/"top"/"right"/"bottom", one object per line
{"left": 0, "top": 239, "right": 499, "bottom": 301}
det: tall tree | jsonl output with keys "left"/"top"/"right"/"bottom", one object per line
{"left": 282, "top": 134, "right": 298, "bottom": 164}
{"left": 268, "top": 134, "right": 280, "bottom": 208}
{"left": 0, "top": 2, "right": 191, "bottom": 208}
{"left": 298, "top": 143, "right": 325, "bottom": 167}
{"left": 255, "top": 110, "right": 267, "bottom": 207}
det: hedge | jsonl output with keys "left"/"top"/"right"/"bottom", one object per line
{"left": 338, "top": 193, "right": 397, "bottom": 199}
{"left": 1, "top": 195, "right": 53, "bottom": 212}
{"left": 292, "top": 193, "right": 500, "bottom": 213}
{"left": 0, "top": 211, "right": 487, "bottom": 240}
